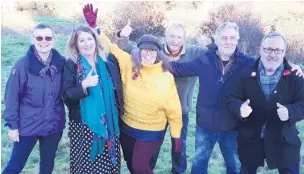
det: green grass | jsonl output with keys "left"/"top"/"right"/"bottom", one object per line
{"left": 1, "top": 15, "right": 304, "bottom": 174}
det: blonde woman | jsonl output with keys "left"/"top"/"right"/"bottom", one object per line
{"left": 63, "top": 25, "right": 123, "bottom": 174}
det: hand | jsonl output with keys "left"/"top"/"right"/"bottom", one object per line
{"left": 83, "top": 3, "right": 98, "bottom": 28}
{"left": 290, "top": 63, "right": 304, "bottom": 77}
{"left": 277, "top": 103, "right": 289, "bottom": 121}
{"left": 82, "top": 69, "right": 99, "bottom": 88}
{"left": 8, "top": 129, "right": 19, "bottom": 142}
{"left": 119, "top": 19, "right": 133, "bottom": 38}
{"left": 174, "top": 138, "right": 182, "bottom": 153}
{"left": 240, "top": 99, "right": 252, "bottom": 118}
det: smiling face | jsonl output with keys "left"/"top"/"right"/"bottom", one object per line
{"left": 76, "top": 31, "right": 97, "bottom": 58}
{"left": 215, "top": 28, "right": 239, "bottom": 57}
{"left": 260, "top": 36, "right": 286, "bottom": 72}
{"left": 32, "top": 28, "right": 55, "bottom": 54}
{"left": 140, "top": 48, "right": 158, "bottom": 65}
{"left": 166, "top": 27, "right": 185, "bottom": 53}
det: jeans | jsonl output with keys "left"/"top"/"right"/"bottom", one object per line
{"left": 2, "top": 131, "right": 63, "bottom": 174}
{"left": 150, "top": 113, "right": 189, "bottom": 174}
{"left": 191, "top": 125, "right": 240, "bottom": 174}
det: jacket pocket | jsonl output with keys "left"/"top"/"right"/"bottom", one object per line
{"left": 282, "top": 127, "right": 301, "bottom": 147}
{"left": 19, "top": 106, "right": 43, "bottom": 128}
{"left": 24, "top": 75, "right": 45, "bottom": 107}
{"left": 284, "top": 135, "right": 301, "bottom": 147}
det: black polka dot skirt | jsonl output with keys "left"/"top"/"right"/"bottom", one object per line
{"left": 69, "top": 120, "right": 121, "bottom": 174}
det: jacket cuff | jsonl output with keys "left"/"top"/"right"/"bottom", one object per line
{"left": 170, "top": 125, "right": 182, "bottom": 138}
{"left": 285, "top": 104, "right": 294, "bottom": 122}
{"left": 5, "top": 121, "right": 18, "bottom": 130}
{"left": 235, "top": 100, "right": 245, "bottom": 121}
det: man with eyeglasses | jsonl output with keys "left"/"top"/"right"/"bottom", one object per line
{"left": 226, "top": 32, "right": 304, "bottom": 174}
{"left": 169, "top": 22, "right": 303, "bottom": 174}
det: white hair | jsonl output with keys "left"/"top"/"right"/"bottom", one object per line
{"left": 214, "top": 22, "right": 240, "bottom": 40}
{"left": 165, "top": 23, "right": 187, "bottom": 38}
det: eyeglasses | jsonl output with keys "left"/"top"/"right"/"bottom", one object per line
{"left": 35, "top": 36, "right": 53, "bottom": 41}
{"left": 141, "top": 49, "right": 157, "bottom": 53}
{"left": 262, "top": 47, "right": 284, "bottom": 54}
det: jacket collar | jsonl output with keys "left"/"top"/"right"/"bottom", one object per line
{"left": 26, "top": 45, "right": 64, "bottom": 76}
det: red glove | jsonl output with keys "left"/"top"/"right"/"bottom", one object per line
{"left": 174, "top": 138, "right": 182, "bottom": 153}
{"left": 83, "top": 3, "right": 98, "bottom": 28}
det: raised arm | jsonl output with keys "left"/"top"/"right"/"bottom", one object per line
{"left": 83, "top": 3, "right": 133, "bottom": 68}
{"left": 111, "top": 19, "right": 137, "bottom": 54}
{"left": 169, "top": 56, "right": 203, "bottom": 78}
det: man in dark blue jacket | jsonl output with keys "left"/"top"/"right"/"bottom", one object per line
{"left": 170, "top": 22, "right": 303, "bottom": 174}
{"left": 226, "top": 32, "right": 304, "bottom": 174}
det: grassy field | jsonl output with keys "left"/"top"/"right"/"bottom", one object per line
{"left": 1, "top": 15, "right": 304, "bottom": 174}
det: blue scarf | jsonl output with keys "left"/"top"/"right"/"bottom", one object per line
{"left": 258, "top": 60, "right": 283, "bottom": 100}
{"left": 78, "top": 55, "right": 120, "bottom": 164}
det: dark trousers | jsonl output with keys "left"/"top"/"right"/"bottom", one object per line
{"left": 2, "top": 131, "right": 63, "bottom": 174}
{"left": 240, "top": 163, "right": 300, "bottom": 174}
{"left": 150, "top": 113, "right": 189, "bottom": 174}
{"left": 120, "top": 131, "right": 162, "bottom": 174}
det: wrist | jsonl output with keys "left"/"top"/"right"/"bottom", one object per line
{"left": 82, "top": 80, "right": 88, "bottom": 89}
{"left": 90, "top": 23, "right": 97, "bottom": 28}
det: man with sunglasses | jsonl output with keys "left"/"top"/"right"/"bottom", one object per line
{"left": 2, "top": 23, "right": 65, "bottom": 174}
{"left": 226, "top": 32, "right": 304, "bottom": 174}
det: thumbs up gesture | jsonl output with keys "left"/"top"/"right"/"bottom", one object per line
{"left": 240, "top": 99, "right": 252, "bottom": 118}
{"left": 120, "top": 18, "right": 133, "bottom": 38}
{"left": 277, "top": 103, "right": 289, "bottom": 121}
{"left": 82, "top": 68, "right": 99, "bottom": 89}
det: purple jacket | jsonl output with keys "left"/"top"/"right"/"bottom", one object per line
{"left": 2, "top": 45, "right": 66, "bottom": 136}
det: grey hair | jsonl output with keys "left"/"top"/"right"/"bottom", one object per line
{"left": 261, "top": 31, "right": 287, "bottom": 48}
{"left": 214, "top": 22, "right": 240, "bottom": 40}
{"left": 131, "top": 48, "right": 171, "bottom": 74}
{"left": 165, "top": 23, "right": 187, "bottom": 38}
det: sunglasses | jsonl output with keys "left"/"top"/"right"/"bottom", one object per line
{"left": 35, "top": 36, "right": 53, "bottom": 41}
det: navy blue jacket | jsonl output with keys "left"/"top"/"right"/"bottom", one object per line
{"left": 2, "top": 45, "right": 66, "bottom": 136}
{"left": 170, "top": 46, "right": 255, "bottom": 132}
{"left": 226, "top": 58, "right": 304, "bottom": 169}
{"left": 63, "top": 53, "right": 124, "bottom": 123}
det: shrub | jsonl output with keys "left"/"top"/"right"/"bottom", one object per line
{"left": 199, "top": 5, "right": 265, "bottom": 57}
{"left": 108, "top": 2, "right": 166, "bottom": 42}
